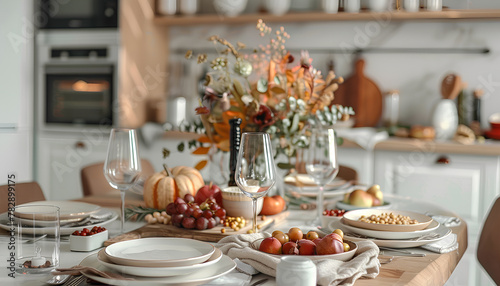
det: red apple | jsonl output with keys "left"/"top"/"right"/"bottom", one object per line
{"left": 195, "top": 182, "right": 222, "bottom": 206}
{"left": 316, "top": 234, "right": 345, "bottom": 255}
{"left": 297, "top": 239, "right": 316, "bottom": 255}
{"left": 259, "top": 237, "right": 282, "bottom": 254}
{"left": 329, "top": 232, "right": 343, "bottom": 243}
{"left": 282, "top": 241, "right": 299, "bottom": 255}
{"left": 260, "top": 195, "right": 286, "bottom": 216}
{"left": 312, "top": 238, "right": 322, "bottom": 246}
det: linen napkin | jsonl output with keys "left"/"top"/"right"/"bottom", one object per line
{"left": 420, "top": 233, "right": 458, "bottom": 253}
{"left": 216, "top": 232, "right": 380, "bottom": 286}
{"left": 53, "top": 266, "right": 133, "bottom": 280}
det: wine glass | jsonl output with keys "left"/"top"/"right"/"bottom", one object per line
{"left": 235, "top": 132, "right": 277, "bottom": 233}
{"left": 104, "top": 128, "right": 142, "bottom": 233}
{"left": 305, "top": 128, "right": 339, "bottom": 225}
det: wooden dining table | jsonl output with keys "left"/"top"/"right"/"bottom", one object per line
{"left": 70, "top": 192, "right": 468, "bottom": 286}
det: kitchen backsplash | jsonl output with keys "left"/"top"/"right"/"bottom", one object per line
{"left": 167, "top": 18, "right": 500, "bottom": 130}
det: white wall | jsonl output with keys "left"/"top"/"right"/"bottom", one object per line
{"left": 0, "top": 1, "right": 34, "bottom": 185}
{"left": 168, "top": 19, "right": 500, "bottom": 131}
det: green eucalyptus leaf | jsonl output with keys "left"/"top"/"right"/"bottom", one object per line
{"left": 277, "top": 162, "right": 295, "bottom": 170}
{"left": 177, "top": 142, "right": 185, "bottom": 152}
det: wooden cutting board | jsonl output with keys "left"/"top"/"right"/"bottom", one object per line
{"left": 333, "top": 58, "right": 383, "bottom": 127}
{"left": 104, "top": 211, "right": 290, "bottom": 246}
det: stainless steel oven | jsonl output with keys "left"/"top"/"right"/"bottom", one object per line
{"left": 36, "top": 30, "right": 120, "bottom": 132}
{"left": 45, "top": 65, "right": 113, "bottom": 125}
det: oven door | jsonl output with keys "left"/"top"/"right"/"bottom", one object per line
{"left": 45, "top": 66, "right": 114, "bottom": 126}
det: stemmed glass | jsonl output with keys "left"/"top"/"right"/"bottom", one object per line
{"left": 235, "top": 132, "right": 277, "bottom": 233}
{"left": 104, "top": 128, "right": 142, "bottom": 233}
{"left": 305, "top": 128, "right": 339, "bottom": 225}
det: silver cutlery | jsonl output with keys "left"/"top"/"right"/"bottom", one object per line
{"left": 344, "top": 231, "right": 439, "bottom": 241}
{"left": 46, "top": 274, "right": 71, "bottom": 285}
{"left": 250, "top": 278, "right": 269, "bottom": 286}
{"left": 25, "top": 234, "right": 47, "bottom": 244}
{"left": 379, "top": 246, "right": 426, "bottom": 257}
{"left": 64, "top": 275, "right": 86, "bottom": 286}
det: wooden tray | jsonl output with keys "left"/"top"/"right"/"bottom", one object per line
{"left": 104, "top": 211, "right": 290, "bottom": 246}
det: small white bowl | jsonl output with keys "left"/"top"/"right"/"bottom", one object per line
{"left": 221, "top": 187, "right": 263, "bottom": 219}
{"left": 321, "top": 215, "right": 343, "bottom": 229}
{"left": 70, "top": 230, "right": 108, "bottom": 252}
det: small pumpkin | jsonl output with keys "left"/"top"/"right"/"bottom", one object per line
{"left": 143, "top": 164, "right": 204, "bottom": 209}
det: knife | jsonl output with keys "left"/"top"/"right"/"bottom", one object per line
{"left": 379, "top": 246, "right": 426, "bottom": 257}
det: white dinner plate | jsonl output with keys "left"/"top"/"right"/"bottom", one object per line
{"left": 15, "top": 201, "right": 101, "bottom": 220}
{"left": 285, "top": 175, "right": 353, "bottom": 198}
{"left": 104, "top": 238, "right": 215, "bottom": 267}
{"left": 13, "top": 216, "right": 84, "bottom": 227}
{"left": 343, "top": 223, "right": 452, "bottom": 248}
{"left": 0, "top": 208, "right": 118, "bottom": 235}
{"left": 97, "top": 248, "right": 223, "bottom": 277}
{"left": 329, "top": 219, "right": 440, "bottom": 240}
{"left": 336, "top": 200, "right": 392, "bottom": 211}
{"left": 342, "top": 209, "right": 433, "bottom": 232}
{"left": 80, "top": 252, "right": 236, "bottom": 286}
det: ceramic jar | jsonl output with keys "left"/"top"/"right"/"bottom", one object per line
{"left": 264, "top": 0, "right": 291, "bottom": 16}
{"left": 277, "top": 256, "right": 317, "bottom": 286}
{"left": 322, "top": 0, "right": 339, "bottom": 13}
{"left": 344, "top": 0, "right": 360, "bottom": 13}
{"left": 213, "top": 0, "right": 248, "bottom": 17}
{"left": 179, "top": 0, "right": 198, "bottom": 15}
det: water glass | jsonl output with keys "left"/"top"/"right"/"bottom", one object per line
{"left": 14, "top": 205, "right": 60, "bottom": 274}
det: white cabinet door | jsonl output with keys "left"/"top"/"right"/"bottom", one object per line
{"left": 36, "top": 134, "right": 109, "bottom": 200}
{"left": 338, "top": 146, "right": 373, "bottom": 185}
{"left": 374, "top": 150, "right": 500, "bottom": 286}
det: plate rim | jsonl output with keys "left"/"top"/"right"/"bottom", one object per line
{"left": 79, "top": 252, "right": 237, "bottom": 285}
{"left": 336, "top": 200, "right": 392, "bottom": 211}
{"left": 15, "top": 201, "right": 101, "bottom": 220}
{"left": 342, "top": 209, "right": 433, "bottom": 232}
{"left": 97, "top": 248, "right": 223, "bottom": 277}
{"left": 344, "top": 224, "right": 453, "bottom": 248}
{"left": 333, "top": 219, "right": 440, "bottom": 240}
{"left": 104, "top": 237, "right": 215, "bottom": 267}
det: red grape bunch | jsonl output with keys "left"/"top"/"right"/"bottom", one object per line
{"left": 166, "top": 194, "right": 227, "bottom": 230}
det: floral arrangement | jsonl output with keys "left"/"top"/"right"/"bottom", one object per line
{"left": 181, "top": 20, "right": 354, "bottom": 171}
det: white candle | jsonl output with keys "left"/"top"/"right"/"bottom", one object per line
{"left": 31, "top": 256, "right": 46, "bottom": 267}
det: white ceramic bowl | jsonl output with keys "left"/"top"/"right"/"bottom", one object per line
{"left": 213, "top": 0, "right": 247, "bottom": 17}
{"left": 70, "top": 230, "right": 108, "bottom": 252}
{"left": 221, "top": 187, "right": 263, "bottom": 219}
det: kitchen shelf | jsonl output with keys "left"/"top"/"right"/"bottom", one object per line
{"left": 154, "top": 9, "right": 500, "bottom": 26}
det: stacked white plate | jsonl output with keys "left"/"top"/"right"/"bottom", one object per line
{"left": 0, "top": 201, "right": 118, "bottom": 235}
{"left": 80, "top": 237, "right": 236, "bottom": 285}
{"left": 327, "top": 209, "right": 452, "bottom": 248}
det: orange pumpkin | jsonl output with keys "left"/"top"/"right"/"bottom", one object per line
{"left": 143, "top": 165, "right": 204, "bottom": 209}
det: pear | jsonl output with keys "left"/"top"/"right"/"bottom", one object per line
{"left": 366, "top": 184, "right": 384, "bottom": 205}
{"left": 348, "top": 189, "right": 373, "bottom": 207}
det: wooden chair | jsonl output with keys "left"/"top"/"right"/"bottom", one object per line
{"left": 477, "top": 197, "right": 500, "bottom": 285}
{"left": 80, "top": 159, "right": 156, "bottom": 197}
{"left": 0, "top": 182, "right": 46, "bottom": 213}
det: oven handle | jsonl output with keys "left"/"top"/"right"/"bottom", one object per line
{"left": 45, "top": 65, "right": 113, "bottom": 74}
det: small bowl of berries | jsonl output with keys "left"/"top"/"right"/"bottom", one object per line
{"left": 70, "top": 226, "right": 108, "bottom": 252}
{"left": 321, "top": 209, "right": 346, "bottom": 229}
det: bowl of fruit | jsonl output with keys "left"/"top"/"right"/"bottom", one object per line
{"left": 70, "top": 226, "right": 108, "bottom": 252}
{"left": 252, "top": 227, "right": 357, "bottom": 262}
{"left": 337, "top": 184, "right": 391, "bottom": 211}
{"left": 321, "top": 209, "right": 346, "bottom": 229}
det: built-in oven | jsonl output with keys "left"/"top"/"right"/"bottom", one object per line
{"left": 45, "top": 65, "right": 113, "bottom": 125}
{"left": 36, "top": 30, "right": 120, "bottom": 132}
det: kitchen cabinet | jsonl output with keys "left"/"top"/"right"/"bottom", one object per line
{"left": 373, "top": 145, "right": 500, "bottom": 286}
{"left": 338, "top": 141, "right": 373, "bottom": 185}
{"left": 36, "top": 134, "right": 110, "bottom": 200}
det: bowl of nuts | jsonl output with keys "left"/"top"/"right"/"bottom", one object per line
{"left": 342, "top": 209, "right": 433, "bottom": 232}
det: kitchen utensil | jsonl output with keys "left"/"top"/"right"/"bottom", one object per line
{"left": 379, "top": 247, "right": 426, "bottom": 257}
{"left": 440, "top": 74, "right": 462, "bottom": 100}
{"left": 332, "top": 58, "right": 383, "bottom": 127}
{"left": 46, "top": 274, "right": 71, "bottom": 285}
{"left": 25, "top": 234, "right": 47, "bottom": 244}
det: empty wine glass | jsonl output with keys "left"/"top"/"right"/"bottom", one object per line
{"left": 305, "top": 128, "right": 339, "bottom": 225}
{"left": 235, "top": 132, "right": 277, "bottom": 233}
{"left": 104, "top": 128, "right": 142, "bottom": 233}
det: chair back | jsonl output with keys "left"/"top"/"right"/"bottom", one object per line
{"left": 80, "top": 159, "right": 155, "bottom": 197}
{"left": 0, "top": 182, "right": 46, "bottom": 213}
{"left": 477, "top": 197, "right": 500, "bottom": 285}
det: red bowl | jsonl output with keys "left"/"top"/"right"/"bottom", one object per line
{"left": 489, "top": 113, "right": 500, "bottom": 130}
{"left": 490, "top": 122, "right": 500, "bottom": 130}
